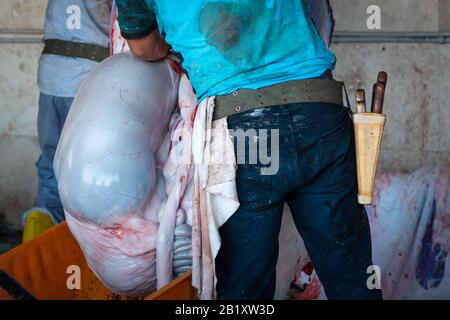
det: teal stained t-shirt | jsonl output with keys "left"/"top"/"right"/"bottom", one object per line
{"left": 115, "top": 0, "right": 336, "bottom": 102}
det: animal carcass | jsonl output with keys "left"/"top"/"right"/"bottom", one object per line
{"left": 54, "top": 52, "right": 196, "bottom": 296}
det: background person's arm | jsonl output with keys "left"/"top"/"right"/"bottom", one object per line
{"left": 115, "top": 0, "right": 169, "bottom": 61}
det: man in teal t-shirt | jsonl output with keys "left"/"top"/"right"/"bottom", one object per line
{"left": 116, "top": 0, "right": 382, "bottom": 300}
{"left": 116, "top": 0, "right": 335, "bottom": 101}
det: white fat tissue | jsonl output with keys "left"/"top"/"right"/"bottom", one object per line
{"left": 54, "top": 52, "right": 197, "bottom": 296}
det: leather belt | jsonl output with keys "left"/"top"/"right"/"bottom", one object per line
{"left": 42, "top": 39, "right": 110, "bottom": 63}
{"left": 213, "top": 79, "right": 344, "bottom": 121}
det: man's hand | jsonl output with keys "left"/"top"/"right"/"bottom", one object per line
{"left": 127, "top": 29, "right": 170, "bottom": 62}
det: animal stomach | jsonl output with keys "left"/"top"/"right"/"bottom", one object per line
{"left": 54, "top": 52, "right": 194, "bottom": 296}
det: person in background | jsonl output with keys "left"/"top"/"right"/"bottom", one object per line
{"left": 22, "top": 0, "right": 112, "bottom": 242}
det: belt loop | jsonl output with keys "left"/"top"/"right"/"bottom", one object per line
{"left": 342, "top": 82, "right": 354, "bottom": 118}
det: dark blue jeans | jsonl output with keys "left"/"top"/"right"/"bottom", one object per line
{"left": 216, "top": 102, "right": 382, "bottom": 300}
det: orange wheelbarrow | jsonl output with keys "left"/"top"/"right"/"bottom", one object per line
{"left": 0, "top": 222, "right": 197, "bottom": 300}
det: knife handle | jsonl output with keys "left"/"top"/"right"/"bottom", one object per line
{"left": 355, "top": 89, "right": 367, "bottom": 113}
{"left": 377, "top": 71, "right": 388, "bottom": 85}
{"left": 371, "top": 82, "right": 385, "bottom": 114}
